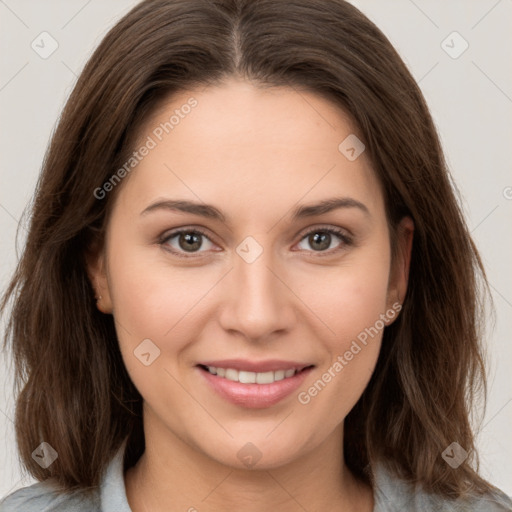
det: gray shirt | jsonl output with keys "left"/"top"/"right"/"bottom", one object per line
{"left": 1, "top": 441, "right": 511, "bottom": 511}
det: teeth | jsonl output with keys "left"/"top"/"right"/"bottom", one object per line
{"left": 239, "top": 370, "right": 256, "bottom": 384}
{"left": 274, "top": 370, "right": 285, "bottom": 381}
{"left": 225, "top": 368, "right": 238, "bottom": 381}
{"left": 205, "top": 366, "right": 299, "bottom": 384}
{"left": 256, "top": 371, "right": 274, "bottom": 384}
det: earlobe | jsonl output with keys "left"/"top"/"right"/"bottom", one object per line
{"left": 95, "top": 291, "right": 113, "bottom": 314}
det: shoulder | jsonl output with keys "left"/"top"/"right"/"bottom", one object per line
{"left": 0, "top": 480, "right": 101, "bottom": 512}
{"left": 372, "top": 462, "right": 512, "bottom": 512}
{"left": 0, "top": 439, "right": 131, "bottom": 512}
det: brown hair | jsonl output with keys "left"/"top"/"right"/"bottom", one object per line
{"left": 0, "top": 0, "right": 495, "bottom": 500}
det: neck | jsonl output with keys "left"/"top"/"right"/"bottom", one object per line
{"left": 125, "top": 410, "right": 373, "bottom": 512}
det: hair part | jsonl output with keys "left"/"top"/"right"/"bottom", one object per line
{"left": 1, "top": 0, "right": 493, "bottom": 499}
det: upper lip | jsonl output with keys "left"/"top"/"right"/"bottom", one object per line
{"left": 197, "top": 359, "right": 314, "bottom": 373}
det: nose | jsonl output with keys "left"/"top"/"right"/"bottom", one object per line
{"left": 218, "top": 240, "right": 296, "bottom": 342}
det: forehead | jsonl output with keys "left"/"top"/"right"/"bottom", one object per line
{"left": 114, "top": 78, "right": 384, "bottom": 221}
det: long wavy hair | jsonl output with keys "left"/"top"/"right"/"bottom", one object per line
{"left": 1, "top": 0, "right": 494, "bottom": 499}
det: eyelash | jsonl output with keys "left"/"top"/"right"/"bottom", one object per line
{"left": 158, "top": 225, "right": 353, "bottom": 259}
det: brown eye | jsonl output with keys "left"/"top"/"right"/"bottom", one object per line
{"left": 307, "top": 232, "right": 332, "bottom": 251}
{"left": 161, "top": 229, "right": 215, "bottom": 255}
{"left": 296, "top": 227, "right": 352, "bottom": 254}
{"left": 177, "top": 232, "right": 203, "bottom": 252}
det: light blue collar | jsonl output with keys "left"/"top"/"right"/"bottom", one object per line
{"left": 100, "top": 438, "right": 132, "bottom": 512}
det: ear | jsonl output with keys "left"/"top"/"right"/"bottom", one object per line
{"left": 85, "top": 241, "right": 113, "bottom": 314}
{"left": 386, "top": 216, "right": 414, "bottom": 320}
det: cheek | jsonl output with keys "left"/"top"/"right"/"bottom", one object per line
{"left": 108, "top": 245, "right": 208, "bottom": 336}
{"left": 299, "top": 252, "right": 391, "bottom": 346}
{"left": 106, "top": 254, "right": 203, "bottom": 404}
{"left": 106, "top": 242, "right": 229, "bottom": 392}
{"left": 294, "top": 247, "right": 390, "bottom": 411}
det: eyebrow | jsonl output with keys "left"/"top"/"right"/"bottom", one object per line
{"left": 140, "top": 196, "right": 370, "bottom": 223}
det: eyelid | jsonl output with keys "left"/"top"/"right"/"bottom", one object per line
{"left": 158, "top": 226, "right": 218, "bottom": 258}
{"left": 295, "top": 223, "right": 353, "bottom": 241}
{"left": 158, "top": 224, "right": 353, "bottom": 257}
{"left": 293, "top": 224, "right": 353, "bottom": 257}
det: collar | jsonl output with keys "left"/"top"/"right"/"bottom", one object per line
{"left": 100, "top": 438, "right": 132, "bottom": 512}
{"left": 97, "top": 439, "right": 512, "bottom": 512}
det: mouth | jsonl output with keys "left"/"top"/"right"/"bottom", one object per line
{"left": 196, "top": 361, "right": 315, "bottom": 408}
{"left": 197, "top": 364, "right": 313, "bottom": 384}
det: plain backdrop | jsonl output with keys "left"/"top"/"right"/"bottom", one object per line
{"left": 1, "top": 0, "right": 511, "bottom": 500}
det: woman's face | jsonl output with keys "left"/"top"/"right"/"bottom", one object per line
{"left": 89, "top": 77, "right": 412, "bottom": 469}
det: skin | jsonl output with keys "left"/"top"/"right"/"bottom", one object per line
{"left": 88, "top": 77, "right": 413, "bottom": 512}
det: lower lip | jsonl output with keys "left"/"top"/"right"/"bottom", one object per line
{"left": 197, "top": 366, "right": 314, "bottom": 409}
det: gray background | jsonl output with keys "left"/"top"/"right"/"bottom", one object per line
{"left": 1, "top": 0, "right": 511, "bottom": 499}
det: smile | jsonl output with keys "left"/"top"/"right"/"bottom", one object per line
{"left": 197, "top": 362, "right": 315, "bottom": 408}
{"left": 201, "top": 365, "right": 303, "bottom": 384}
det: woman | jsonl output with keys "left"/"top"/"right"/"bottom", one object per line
{"left": 1, "top": 0, "right": 511, "bottom": 510}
